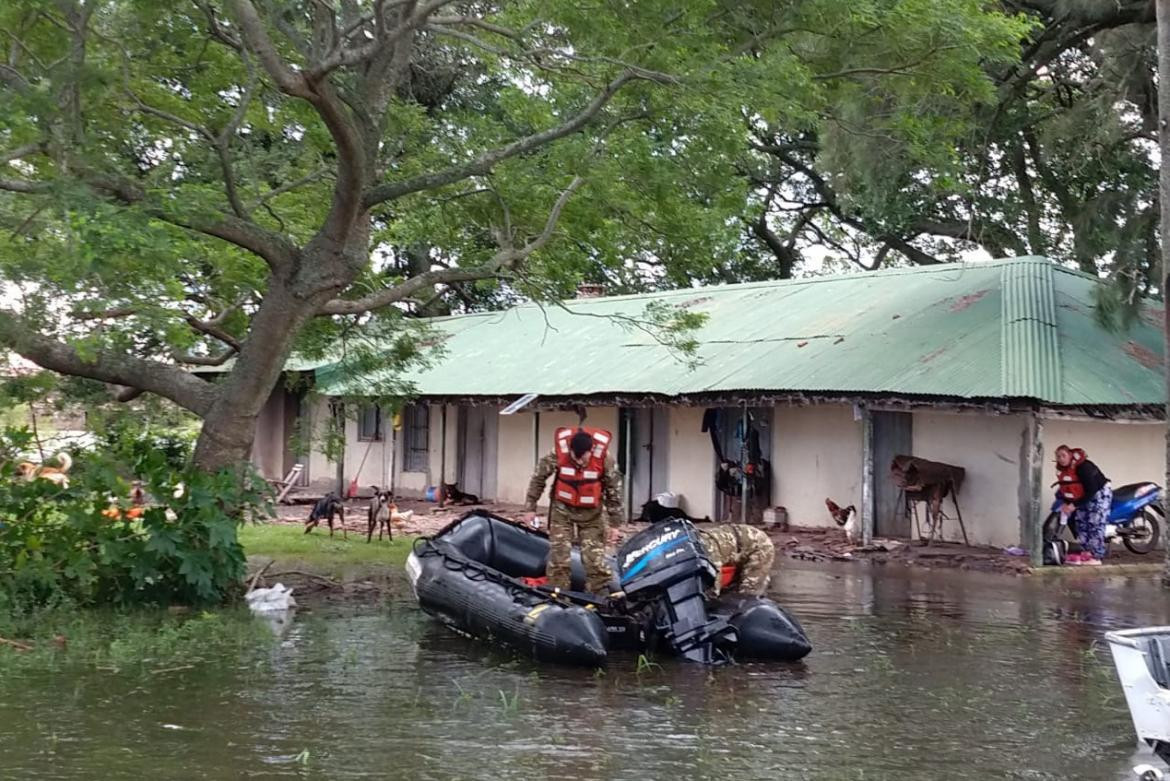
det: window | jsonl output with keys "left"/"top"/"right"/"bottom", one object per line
{"left": 357, "top": 404, "right": 382, "bottom": 442}
{"left": 403, "top": 404, "right": 430, "bottom": 473}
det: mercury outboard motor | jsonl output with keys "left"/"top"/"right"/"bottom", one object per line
{"left": 616, "top": 518, "right": 736, "bottom": 664}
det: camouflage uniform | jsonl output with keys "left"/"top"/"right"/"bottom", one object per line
{"left": 526, "top": 451, "right": 624, "bottom": 593}
{"left": 697, "top": 524, "right": 775, "bottom": 596}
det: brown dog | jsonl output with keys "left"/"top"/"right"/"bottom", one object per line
{"left": 17, "top": 452, "right": 72, "bottom": 489}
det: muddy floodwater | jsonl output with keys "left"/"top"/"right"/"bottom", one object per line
{"left": 2, "top": 561, "right": 1168, "bottom": 780}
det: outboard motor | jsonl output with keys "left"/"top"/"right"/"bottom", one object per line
{"left": 616, "top": 519, "right": 736, "bottom": 664}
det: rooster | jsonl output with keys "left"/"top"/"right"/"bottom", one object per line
{"left": 826, "top": 498, "right": 860, "bottom": 545}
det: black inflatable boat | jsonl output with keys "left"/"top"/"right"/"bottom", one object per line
{"left": 406, "top": 511, "right": 811, "bottom": 666}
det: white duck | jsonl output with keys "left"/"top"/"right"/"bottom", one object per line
{"left": 245, "top": 583, "right": 297, "bottom": 613}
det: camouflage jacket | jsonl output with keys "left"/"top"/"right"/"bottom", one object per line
{"left": 697, "top": 525, "right": 743, "bottom": 570}
{"left": 525, "top": 451, "right": 624, "bottom": 526}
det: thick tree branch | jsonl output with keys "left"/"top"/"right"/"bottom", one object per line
{"left": 227, "top": 0, "right": 313, "bottom": 98}
{"left": 0, "top": 171, "right": 299, "bottom": 272}
{"left": 364, "top": 71, "right": 653, "bottom": 208}
{"left": 0, "top": 309, "right": 216, "bottom": 415}
{"left": 0, "top": 142, "right": 43, "bottom": 166}
{"left": 184, "top": 312, "right": 242, "bottom": 352}
{"left": 907, "top": 219, "right": 1025, "bottom": 257}
{"left": 230, "top": 0, "right": 367, "bottom": 238}
{"left": 173, "top": 347, "right": 237, "bottom": 366}
{"left": 324, "top": 176, "right": 583, "bottom": 315}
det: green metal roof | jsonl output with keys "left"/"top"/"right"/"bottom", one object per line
{"left": 312, "top": 257, "right": 1166, "bottom": 406}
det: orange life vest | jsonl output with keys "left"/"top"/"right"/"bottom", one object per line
{"left": 1056, "top": 448, "right": 1087, "bottom": 502}
{"left": 552, "top": 427, "right": 611, "bottom": 508}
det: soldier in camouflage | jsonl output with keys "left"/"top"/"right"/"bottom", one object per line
{"left": 524, "top": 427, "right": 624, "bottom": 593}
{"left": 697, "top": 524, "right": 775, "bottom": 596}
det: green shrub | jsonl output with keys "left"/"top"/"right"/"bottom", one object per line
{"left": 0, "top": 428, "right": 271, "bottom": 609}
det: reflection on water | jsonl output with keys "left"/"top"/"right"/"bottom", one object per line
{"left": 1, "top": 562, "right": 1166, "bottom": 780}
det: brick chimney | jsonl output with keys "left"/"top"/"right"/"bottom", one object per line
{"left": 576, "top": 282, "right": 605, "bottom": 299}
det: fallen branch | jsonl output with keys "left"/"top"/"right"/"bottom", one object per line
{"left": 246, "top": 559, "right": 274, "bottom": 592}
{"left": 264, "top": 569, "right": 342, "bottom": 587}
{"left": 0, "top": 636, "right": 33, "bottom": 651}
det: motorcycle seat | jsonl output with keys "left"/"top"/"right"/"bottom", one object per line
{"left": 1112, "top": 482, "right": 1158, "bottom": 505}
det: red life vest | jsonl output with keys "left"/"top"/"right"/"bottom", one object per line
{"left": 552, "top": 427, "right": 612, "bottom": 508}
{"left": 1056, "top": 448, "right": 1087, "bottom": 502}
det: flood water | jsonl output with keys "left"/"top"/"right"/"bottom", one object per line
{"left": 2, "top": 561, "right": 1168, "bottom": 780}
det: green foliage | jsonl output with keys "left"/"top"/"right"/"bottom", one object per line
{"left": 0, "top": 428, "right": 269, "bottom": 610}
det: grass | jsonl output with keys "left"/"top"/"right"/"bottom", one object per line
{"left": 238, "top": 522, "right": 415, "bottom": 577}
{"left": 0, "top": 607, "right": 272, "bottom": 676}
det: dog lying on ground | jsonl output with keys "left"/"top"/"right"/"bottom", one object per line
{"left": 17, "top": 452, "right": 72, "bottom": 489}
{"left": 440, "top": 483, "right": 480, "bottom": 507}
{"left": 638, "top": 499, "right": 710, "bottom": 525}
{"left": 367, "top": 486, "right": 394, "bottom": 542}
{"left": 305, "top": 492, "right": 346, "bottom": 538}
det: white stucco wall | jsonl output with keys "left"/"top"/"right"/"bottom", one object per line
{"left": 910, "top": 410, "right": 1027, "bottom": 548}
{"left": 666, "top": 406, "right": 714, "bottom": 519}
{"left": 302, "top": 397, "right": 336, "bottom": 492}
{"left": 507, "top": 407, "right": 623, "bottom": 510}
{"left": 1041, "top": 418, "right": 1165, "bottom": 494}
{"left": 496, "top": 411, "right": 538, "bottom": 505}
{"left": 250, "top": 388, "right": 285, "bottom": 481}
{"left": 772, "top": 404, "right": 863, "bottom": 528}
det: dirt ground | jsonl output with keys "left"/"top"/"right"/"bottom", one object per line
{"left": 273, "top": 496, "right": 1160, "bottom": 577}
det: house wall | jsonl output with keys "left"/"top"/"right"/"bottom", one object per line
{"left": 1040, "top": 418, "right": 1165, "bottom": 496}
{"left": 496, "top": 412, "right": 538, "bottom": 505}
{"left": 666, "top": 406, "right": 714, "bottom": 519}
{"left": 772, "top": 404, "right": 863, "bottom": 528}
{"left": 909, "top": 410, "right": 1027, "bottom": 548}
{"left": 394, "top": 403, "right": 453, "bottom": 496}
{"left": 304, "top": 397, "right": 336, "bottom": 492}
{"left": 505, "top": 407, "right": 623, "bottom": 510}
{"left": 342, "top": 414, "right": 392, "bottom": 492}
{"left": 251, "top": 388, "right": 286, "bottom": 481}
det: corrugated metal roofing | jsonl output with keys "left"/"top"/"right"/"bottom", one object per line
{"left": 312, "top": 257, "right": 1165, "bottom": 406}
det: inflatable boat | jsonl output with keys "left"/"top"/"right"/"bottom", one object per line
{"left": 405, "top": 510, "right": 811, "bottom": 666}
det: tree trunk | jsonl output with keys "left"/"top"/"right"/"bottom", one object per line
{"left": 1156, "top": 0, "right": 1170, "bottom": 588}
{"left": 191, "top": 279, "right": 339, "bottom": 473}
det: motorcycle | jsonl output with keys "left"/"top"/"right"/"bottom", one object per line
{"left": 1042, "top": 482, "right": 1163, "bottom": 555}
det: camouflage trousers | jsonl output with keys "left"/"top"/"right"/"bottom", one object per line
{"left": 701, "top": 524, "right": 775, "bottom": 596}
{"left": 732, "top": 525, "right": 774, "bottom": 596}
{"left": 547, "top": 503, "right": 612, "bottom": 593}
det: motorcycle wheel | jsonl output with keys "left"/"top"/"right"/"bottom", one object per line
{"left": 1122, "top": 506, "right": 1162, "bottom": 555}
{"left": 1042, "top": 512, "right": 1078, "bottom": 544}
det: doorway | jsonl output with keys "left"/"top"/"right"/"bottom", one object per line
{"left": 872, "top": 410, "right": 913, "bottom": 537}
{"left": 457, "top": 406, "right": 498, "bottom": 500}
{"left": 619, "top": 407, "right": 671, "bottom": 519}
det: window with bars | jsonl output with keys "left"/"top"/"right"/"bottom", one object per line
{"left": 357, "top": 404, "right": 382, "bottom": 442}
{"left": 403, "top": 404, "right": 429, "bottom": 473}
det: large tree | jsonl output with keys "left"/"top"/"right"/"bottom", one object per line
{"left": 739, "top": 0, "right": 1161, "bottom": 281}
{"left": 0, "top": 0, "right": 1024, "bottom": 474}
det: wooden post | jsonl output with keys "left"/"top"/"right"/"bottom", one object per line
{"left": 533, "top": 412, "right": 540, "bottom": 467}
{"left": 861, "top": 405, "right": 875, "bottom": 546}
{"left": 1020, "top": 412, "right": 1045, "bottom": 567}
